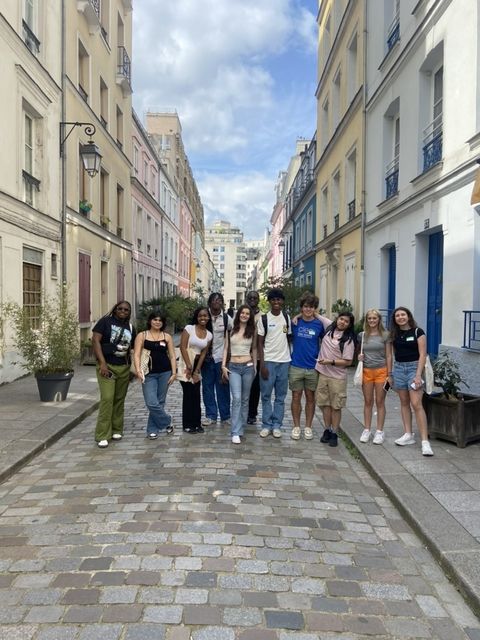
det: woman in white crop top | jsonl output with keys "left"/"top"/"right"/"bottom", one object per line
{"left": 221, "top": 305, "right": 257, "bottom": 444}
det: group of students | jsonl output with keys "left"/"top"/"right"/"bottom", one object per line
{"left": 90, "top": 291, "right": 434, "bottom": 457}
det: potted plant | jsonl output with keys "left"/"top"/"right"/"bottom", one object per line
{"left": 3, "top": 287, "right": 80, "bottom": 401}
{"left": 423, "top": 351, "right": 480, "bottom": 447}
{"left": 79, "top": 199, "right": 92, "bottom": 215}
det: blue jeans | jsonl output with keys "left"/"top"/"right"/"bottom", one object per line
{"left": 142, "top": 371, "right": 172, "bottom": 435}
{"left": 229, "top": 363, "right": 255, "bottom": 436}
{"left": 259, "top": 361, "right": 290, "bottom": 431}
{"left": 201, "top": 358, "right": 230, "bottom": 421}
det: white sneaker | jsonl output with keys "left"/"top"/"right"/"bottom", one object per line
{"left": 202, "top": 417, "right": 215, "bottom": 426}
{"left": 272, "top": 428, "right": 282, "bottom": 438}
{"left": 97, "top": 440, "right": 108, "bottom": 448}
{"left": 372, "top": 431, "right": 385, "bottom": 445}
{"left": 421, "top": 440, "right": 434, "bottom": 456}
{"left": 360, "top": 429, "right": 371, "bottom": 443}
{"left": 112, "top": 433, "right": 122, "bottom": 441}
{"left": 304, "top": 428, "right": 313, "bottom": 440}
{"left": 395, "top": 433, "right": 415, "bottom": 446}
{"left": 231, "top": 435, "right": 241, "bottom": 444}
{"left": 290, "top": 427, "right": 301, "bottom": 440}
{"left": 259, "top": 428, "right": 270, "bottom": 438}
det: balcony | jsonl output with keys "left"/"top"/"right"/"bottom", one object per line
{"left": 386, "top": 13, "right": 400, "bottom": 51}
{"left": 22, "top": 20, "right": 40, "bottom": 54}
{"left": 348, "top": 200, "right": 356, "bottom": 220}
{"left": 422, "top": 115, "right": 443, "bottom": 172}
{"left": 385, "top": 158, "right": 399, "bottom": 200}
{"left": 117, "top": 46, "right": 132, "bottom": 96}
{"left": 334, "top": 214, "right": 339, "bottom": 231}
{"left": 463, "top": 311, "right": 480, "bottom": 352}
{"left": 77, "top": 0, "right": 101, "bottom": 33}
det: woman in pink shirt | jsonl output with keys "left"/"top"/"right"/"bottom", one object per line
{"left": 315, "top": 312, "right": 356, "bottom": 447}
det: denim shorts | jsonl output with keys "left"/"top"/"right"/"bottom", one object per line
{"left": 393, "top": 361, "right": 420, "bottom": 391}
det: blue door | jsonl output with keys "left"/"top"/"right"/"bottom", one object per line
{"left": 387, "top": 245, "right": 396, "bottom": 317}
{"left": 427, "top": 231, "right": 443, "bottom": 355}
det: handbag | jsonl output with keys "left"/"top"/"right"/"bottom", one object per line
{"left": 424, "top": 354, "right": 434, "bottom": 395}
{"left": 130, "top": 332, "right": 151, "bottom": 379}
{"left": 177, "top": 345, "right": 200, "bottom": 382}
{"left": 353, "top": 333, "right": 364, "bottom": 387}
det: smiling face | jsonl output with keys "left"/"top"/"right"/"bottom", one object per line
{"left": 246, "top": 292, "right": 259, "bottom": 309}
{"left": 301, "top": 304, "right": 316, "bottom": 320}
{"left": 268, "top": 296, "right": 284, "bottom": 314}
{"left": 114, "top": 303, "right": 130, "bottom": 320}
{"left": 394, "top": 308, "right": 411, "bottom": 329}
{"left": 239, "top": 307, "right": 251, "bottom": 323}
{"left": 366, "top": 312, "right": 380, "bottom": 329}
{"left": 197, "top": 309, "right": 209, "bottom": 326}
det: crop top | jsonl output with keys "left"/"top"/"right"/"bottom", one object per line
{"left": 230, "top": 332, "right": 254, "bottom": 357}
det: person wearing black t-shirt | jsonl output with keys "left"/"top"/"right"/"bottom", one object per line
{"left": 386, "top": 307, "right": 433, "bottom": 456}
{"left": 92, "top": 301, "right": 136, "bottom": 448}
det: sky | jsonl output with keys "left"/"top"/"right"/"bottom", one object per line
{"left": 132, "top": 0, "right": 318, "bottom": 240}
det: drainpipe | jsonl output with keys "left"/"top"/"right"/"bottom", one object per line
{"left": 360, "top": 0, "right": 368, "bottom": 319}
{"left": 60, "top": 0, "right": 67, "bottom": 285}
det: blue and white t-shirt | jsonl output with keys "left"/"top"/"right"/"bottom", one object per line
{"left": 291, "top": 318, "right": 324, "bottom": 369}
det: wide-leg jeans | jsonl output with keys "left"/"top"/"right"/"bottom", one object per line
{"left": 229, "top": 363, "right": 255, "bottom": 436}
{"left": 142, "top": 371, "right": 172, "bottom": 435}
{"left": 259, "top": 361, "right": 290, "bottom": 432}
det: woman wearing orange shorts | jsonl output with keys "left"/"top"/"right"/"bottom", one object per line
{"left": 357, "top": 309, "right": 391, "bottom": 445}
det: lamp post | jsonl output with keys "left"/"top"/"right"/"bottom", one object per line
{"left": 59, "top": 121, "right": 102, "bottom": 283}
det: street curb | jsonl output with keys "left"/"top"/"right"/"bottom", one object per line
{"left": 340, "top": 408, "right": 480, "bottom": 618}
{"left": 0, "top": 399, "right": 100, "bottom": 486}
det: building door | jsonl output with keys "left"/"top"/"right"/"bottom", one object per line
{"left": 427, "top": 231, "right": 443, "bottom": 355}
{"left": 117, "top": 264, "right": 125, "bottom": 302}
{"left": 78, "top": 253, "right": 91, "bottom": 323}
{"left": 387, "top": 245, "right": 396, "bottom": 317}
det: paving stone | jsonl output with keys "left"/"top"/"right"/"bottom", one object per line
{"left": 291, "top": 578, "right": 325, "bottom": 595}
{"left": 223, "top": 607, "right": 263, "bottom": 626}
{"left": 237, "top": 559, "right": 269, "bottom": 574}
{"left": 99, "top": 586, "right": 138, "bottom": 604}
{"left": 77, "top": 624, "right": 123, "bottom": 640}
{"left": 326, "top": 579, "right": 362, "bottom": 597}
{"left": 35, "top": 626, "right": 81, "bottom": 640}
{"left": 383, "top": 617, "right": 432, "bottom": 638}
{"left": 137, "top": 587, "right": 175, "bottom": 604}
{"left": 22, "top": 588, "right": 63, "bottom": 605}
{"left": 265, "top": 610, "right": 304, "bottom": 630}
{"left": 191, "top": 627, "right": 235, "bottom": 640}
{"left": 123, "top": 623, "right": 166, "bottom": 640}
{"left": 185, "top": 571, "right": 217, "bottom": 587}
{"left": 0, "top": 626, "right": 38, "bottom": 640}
{"left": 238, "top": 631, "right": 278, "bottom": 640}
{"left": 51, "top": 573, "right": 90, "bottom": 588}
{"left": 361, "top": 582, "right": 411, "bottom": 600}
{"left": 310, "top": 596, "right": 348, "bottom": 613}
{"left": 143, "top": 605, "right": 183, "bottom": 624}
{"left": 415, "top": 594, "right": 448, "bottom": 617}
{"left": 62, "top": 588, "right": 101, "bottom": 605}
{"left": 175, "top": 588, "right": 209, "bottom": 604}
{"left": 183, "top": 604, "right": 223, "bottom": 625}
{"left": 24, "top": 605, "right": 64, "bottom": 623}
{"left": 63, "top": 606, "right": 103, "bottom": 623}
{"left": 242, "top": 591, "right": 278, "bottom": 608}
{"left": 102, "top": 604, "right": 143, "bottom": 623}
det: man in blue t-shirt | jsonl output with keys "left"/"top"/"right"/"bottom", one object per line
{"left": 289, "top": 292, "right": 326, "bottom": 441}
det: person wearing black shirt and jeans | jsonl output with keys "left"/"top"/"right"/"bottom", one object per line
{"left": 386, "top": 306, "right": 433, "bottom": 456}
{"left": 92, "top": 301, "right": 136, "bottom": 448}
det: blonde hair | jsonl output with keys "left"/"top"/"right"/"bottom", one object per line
{"left": 363, "top": 308, "right": 386, "bottom": 340}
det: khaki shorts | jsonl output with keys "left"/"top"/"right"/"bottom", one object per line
{"left": 289, "top": 366, "right": 319, "bottom": 391}
{"left": 316, "top": 374, "right": 348, "bottom": 410}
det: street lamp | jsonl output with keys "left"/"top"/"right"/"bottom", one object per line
{"left": 59, "top": 122, "right": 102, "bottom": 177}
{"left": 59, "top": 121, "right": 102, "bottom": 283}
{"left": 278, "top": 239, "right": 285, "bottom": 253}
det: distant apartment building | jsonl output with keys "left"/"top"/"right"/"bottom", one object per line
{"left": 364, "top": 0, "right": 480, "bottom": 392}
{"left": 205, "top": 220, "right": 246, "bottom": 308}
{"left": 0, "top": 3, "right": 62, "bottom": 383}
{"left": 65, "top": 0, "right": 133, "bottom": 346}
{"left": 314, "top": 0, "right": 364, "bottom": 317}
{"left": 145, "top": 110, "right": 205, "bottom": 296}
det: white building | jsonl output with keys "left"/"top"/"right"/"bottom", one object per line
{"left": 205, "top": 220, "right": 245, "bottom": 308}
{"left": 0, "top": 3, "right": 62, "bottom": 383}
{"left": 364, "top": 0, "right": 480, "bottom": 391}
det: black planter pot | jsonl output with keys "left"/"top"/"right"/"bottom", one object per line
{"left": 423, "top": 393, "right": 480, "bottom": 448}
{"left": 35, "top": 372, "right": 74, "bottom": 402}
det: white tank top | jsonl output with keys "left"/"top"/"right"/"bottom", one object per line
{"left": 230, "top": 332, "right": 253, "bottom": 357}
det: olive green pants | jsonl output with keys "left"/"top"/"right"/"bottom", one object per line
{"left": 94, "top": 364, "right": 130, "bottom": 442}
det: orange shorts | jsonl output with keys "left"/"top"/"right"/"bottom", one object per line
{"left": 363, "top": 366, "right": 387, "bottom": 384}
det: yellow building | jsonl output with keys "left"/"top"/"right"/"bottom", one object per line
{"left": 315, "top": 0, "right": 365, "bottom": 318}
{"left": 64, "top": 0, "right": 133, "bottom": 343}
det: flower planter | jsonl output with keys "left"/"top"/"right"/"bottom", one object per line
{"left": 423, "top": 393, "right": 480, "bottom": 448}
{"left": 35, "top": 372, "right": 74, "bottom": 402}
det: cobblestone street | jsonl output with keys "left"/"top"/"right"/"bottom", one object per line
{"left": 0, "top": 379, "right": 479, "bottom": 640}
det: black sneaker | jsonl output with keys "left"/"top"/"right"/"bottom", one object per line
{"left": 196, "top": 426, "right": 205, "bottom": 434}
{"left": 329, "top": 432, "right": 338, "bottom": 447}
{"left": 247, "top": 417, "right": 256, "bottom": 425}
{"left": 166, "top": 425, "right": 174, "bottom": 434}
{"left": 320, "top": 428, "right": 331, "bottom": 443}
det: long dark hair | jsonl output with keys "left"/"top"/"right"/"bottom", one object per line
{"left": 325, "top": 311, "right": 356, "bottom": 354}
{"left": 232, "top": 304, "right": 255, "bottom": 339}
{"left": 108, "top": 300, "right": 132, "bottom": 322}
{"left": 389, "top": 306, "right": 417, "bottom": 339}
{"left": 191, "top": 306, "right": 209, "bottom": 325}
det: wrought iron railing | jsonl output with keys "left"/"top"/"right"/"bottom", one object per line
{"left": 89, "top": 0, "right": 101, "bottom": 17}
{"left": 422, "top": 115, "right": 443, "bottom": 171}
{"left": 385, "top": 158, "right": 399, "bottom": 199}
{"left": 348, "top": 199, "right": 355, "bottom": 220}
{"left": 117, "top": 46, "right": 132, "bottom": 86}
{"left": 323, "top": 225, "right": 327, "bottom": 240}
{"left": 334, "top": 214, "right": 339, "bottom": 231}
{"left": 387, "top": 14, "right": 400, "bottom": 51}
{"left": 463, "top": 310, "right": 480, "bottom": 352}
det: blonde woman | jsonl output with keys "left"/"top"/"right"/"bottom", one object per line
{"left": 357, "top": 309, "right": 390, "bottom": 444}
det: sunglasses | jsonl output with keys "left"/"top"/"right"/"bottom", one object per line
{"left": 116, "top": 307, "right": 130, "bottom": 312}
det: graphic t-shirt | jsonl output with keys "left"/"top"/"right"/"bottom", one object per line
{"left": 93, "top": 316, "right": 135, "bottom": 365}
{"left": 291, "top": 318, "right": 325, "bottom": 369}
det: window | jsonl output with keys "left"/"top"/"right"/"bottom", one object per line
{"left": 23, "top": 112, "right": 40, "bottom": 206}
{"left": 332, "top": 67, "right": 341, "bottom": 130}
{"left": 100, "top": 169, "right": 109, "bottom": 219}
{"left": 384, "top": 98, "right": 400, "bottom": 199}
{"left": 133, "top": 145, "right": 139, "bottom": 173}
{"left": 51, "top": 253, "right": 58, "bottom": 279}
{"left": 116, "top": 184, "right": 124, "bottom": 236}
{"left": 346, "top": 149, "right": 357, "bottom": 219}
{"left": 386, "top": 0, "right": 400, "bottom": 52}
{"left": 423, "top": 66, "right": 443, "bottom": 171}
{"left": 321, "top": 98, "right": 329, "bottom": 152}
{"left": 23, "top": 0, "right": 40, "bottom": 53}
{"left": 78, "top": 40, "right": 89, "bottom": 102}
{"left": 344, "top": 253, "right": 356, "bottom": 308}
{"left": 23, "top": 247, "right": 43, "bottom": 328}
{"left": 100, "top": 78, "right": 108, "bottom": 128}
{"left": 332, "top": 170, "right": 340, "bottom": 228}
{"left": 347, "top": 33, "right": 358, "bottom": 103}
{"left": 100, "top": 0, "right": 110, "bottom": 41}
{"left": 116, "top": 106, "right": 123, "bottom": 149}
